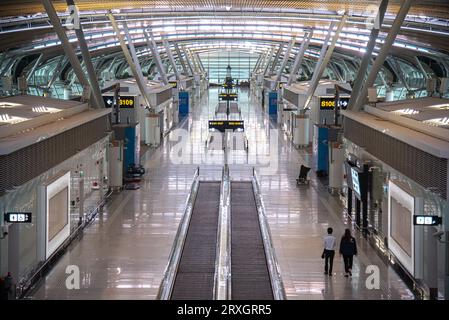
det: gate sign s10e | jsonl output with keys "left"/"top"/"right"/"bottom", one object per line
{"left": 319, "top": 97, "right": 350, "bottom": 110}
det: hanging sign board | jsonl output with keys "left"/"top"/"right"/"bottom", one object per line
{"left": 103, "top": 96, "right": 135, "bottom": 109}
{"left": 4, "top": 212, "right": 32, "bottom": 223}
{"left": 319, "top": 97, "right": 350, "bottom": 110}
{"left": 208, "top": 120, "right": 244, "bottom": 132}
{"left": 218, "top": 93, "right": 238, "bottom": 101}
{"left": 413, "top": 215, "right": 442, "bottom": 226}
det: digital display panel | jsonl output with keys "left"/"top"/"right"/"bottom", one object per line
{"left": 103, "top": 96, "right": 136, "bottom": 109}
{"left": 4, "top": 212, "right": 32, "bottom": 223}
{"left": 48, "top": 187, "right": 69, "bottom": 241}
{"left": 169, "top": 81, "right": 178, "bottom": 89}
{"left": 351, "top": 167, "right": 361, "bottom": 197}
{"left": 208, "top": 120, "right": 244, "bottom": 132}
{"left": 218, "top": 93, "right": 238, "bottom": 101}
{"left": 391, "top": 196, "right": 412, "bottom": 257}
{"left": 319, "top": 97, "right": 350, "bottom": 110}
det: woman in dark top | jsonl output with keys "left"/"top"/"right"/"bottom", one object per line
{"left": 339, "top": 229, "right": 357, "bottom": 277}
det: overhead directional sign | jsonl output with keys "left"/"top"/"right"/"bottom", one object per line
{"left": 103, "top": 96, "right": 136, "bottom": 109}
{"left": 319, "top": 97, "right": 350, "bottom": 110}
{"left": 209, "top": 120, "right": 244, "bottom": 132}
{"left": 169, "top": 81, "right": 178, "bottom": 89}
{"left": 413, "top": 215, "right": 442, "bottom": 226}
{"left": 4, "top": 212, "right": 32, "bottom": 223}
{"left": 218, "top": 93, "right": 238, "bottom": 101}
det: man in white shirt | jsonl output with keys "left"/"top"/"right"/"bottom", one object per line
{"left": 323, "top": 227, "right": 336, "bottom": 276}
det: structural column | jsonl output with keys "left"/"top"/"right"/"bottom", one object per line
{"left": 108, "top": 13, "right": 153, "bottom": 108}
{"left": 287, "top": 31, "right": 313, "bottom": 86}
{"left": 174, "top": 43, "right": 189, "bottom": 76}
{"left": 65, "top": 0, "right": 105, "bottom": 108}
{"left": 347, "top": 0, "right": 388, "bottom": 110}
{"left": 304, "top": 15, "right": 347, "bottom": 110}
{"left": 272, "top": 37, "right": 296, "bottom": 90}
{"left": 42, "top": 0, "right": 89, "bottom": 96}
{"left": 267, "top": 44, "right": 284, "bottom": 76}
{"left": 163, "top": 39, "right": 183, "bottom": 89}
{"left": 352, "top": 0, "right": 415, "bottom": 111}
{"left": 143, "top": 28, "right": 169, "bottom": 85}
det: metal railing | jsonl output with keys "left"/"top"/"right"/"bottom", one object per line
{"left": 157, "top": 167, "right": 200, "bottom": 300}
{"left": 18, "top": 187, "right": 113, "bottom": 299}
{"left": 213, "top": 164, "right": 232, "bottom": 300}
{"left": 251, "top": 167, "right": 287, "bottom": 300}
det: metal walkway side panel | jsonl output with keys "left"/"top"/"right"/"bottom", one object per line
{"left": 231, "top": 182, "right": 274, "bottom": 300}
{"left": 171, "top": 181, "right": 221, "bottom": 300}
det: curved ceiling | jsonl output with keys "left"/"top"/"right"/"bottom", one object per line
{"left": 1, "top": 0, "right": 449, "bottom": 82}
{"left": 1, "top": 0, "right": 449, "bottom": 19}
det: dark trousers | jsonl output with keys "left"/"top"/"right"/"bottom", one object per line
{"left": 343, "top": 255, "right": 353, "bottom": 273}
{"left": 324, "top": 250, "right": 335, "bottom": 273}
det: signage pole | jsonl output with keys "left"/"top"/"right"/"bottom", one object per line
{"left": 347, "top": 188, "right": 352, "bottom": 220}
{"left": 356, "top": 199, "right": 361, "bottom": 228}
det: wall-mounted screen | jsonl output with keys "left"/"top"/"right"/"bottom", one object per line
{"left": 351, "top": 167, "right": 360, "bottom": 197}
{"left": 48, "top": 187, "right": 68, "bottom": 241}
{"left": 38, "top": 171, "right": 71, "bottom": 260}
{"left": 388, "top": 180, "right": 423, "bottom": 278}
{"left": 390, "top": 196, "right": 412, "bottom": 257}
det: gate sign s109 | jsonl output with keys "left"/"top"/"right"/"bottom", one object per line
{"left": 103, "top": 96, "right": 136, "bottom": 109}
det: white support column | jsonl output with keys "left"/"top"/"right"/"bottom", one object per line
{"left": 182, "top": 45, "right": 196, "bottom": 76}
{"left": 347, "top": 0, "right": 388, "bottom": 110}
{"left": 65, "top": 0, "right": 104, "bottom": 108}
{"left": 195, "top": 53, "right": 206, "bottom": 73}
{"left": 272, "top": 38, "right": 296, "bottom": 90}
{"left": 304, "top": 15, "right": 347, "bottom": 110}
{"left": 163, "top": 38, "right": 183, "bottom": 89}
{"left": 174, "top": 43, "right": 189, "bottom": 76}
{"left": 262, "top": 46, "right": 276, "bottom": 77}
{"left": 143, "top": 28, "right": 169, "bottom": 85}
{"left": 26, "top": 53, "right": 44, "bottom": 83}
{"left": 42, "top": 0, "right": 89, "bottom": 89}
{"left": 353, "top": 0, "right": 415, "bottom": 111}
{"left": 287, "top": 31, "right": 313, "bottom": 86}
{"left": 414, "top": 56, "right": 431, "bottom": 80}
{"left": 108, "top": 13, "right": 153, "bottom": 108}
{"left": 267, "top": 44, "right": 284, "bottom": 77}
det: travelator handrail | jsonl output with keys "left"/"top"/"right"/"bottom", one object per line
{"left": 251, "top": 167, "right": 287, "bottom": 300}
{"left": 213, "top": 164, "right": 232, "bottom": 300}
{"left": 157, "top": 167, "right": 200, "bottom": 300}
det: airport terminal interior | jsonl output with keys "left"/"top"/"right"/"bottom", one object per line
{"left": 0, "top": 0, "right": 449, "bottom": 301}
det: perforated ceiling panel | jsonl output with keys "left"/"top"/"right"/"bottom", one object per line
{"left": 344, "top": 117, "right": 448, "bottom": 200}
{"left": 0, "top": 115, "right": 109, "bottom": 196}
{"left": 1, "top": 0, "right": 449, "bottom": 19}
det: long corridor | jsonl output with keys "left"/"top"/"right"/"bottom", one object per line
{"left": 27, "top": 88, "right": 414, "bottom": 300}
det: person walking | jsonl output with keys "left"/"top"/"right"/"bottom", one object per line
{"left": 339, "top": 229, "right": 357, "bottom": 277}
{"left": 322, "top": 227, "right": 336, "bottom": 276}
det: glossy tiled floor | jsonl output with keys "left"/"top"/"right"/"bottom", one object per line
{"left": 28, "top": 88, "right": 414, "bottom": 300}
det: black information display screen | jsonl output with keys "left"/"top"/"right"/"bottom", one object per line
{"left": 169, "top": 81, "right": 178, "bottom": 89}
{"left": 344, "top": 161, "right": 368, "bottom": 201}
{"left": 103, "top": 96, "right": 136, "bottom": 109}
{"left": 208, "top": 120, "right": 244, "bottom": 132}
{"left": 413, "top": 215, "right": 442, "bottom": 226}
{"left": 218, "top": 93, "right": 238, "bottom": 101}
{"left": 319, "top": 97, "right": 350, "bottom": 110}
{"left": 4, "top": 212, "right": 32, "bottom": 223}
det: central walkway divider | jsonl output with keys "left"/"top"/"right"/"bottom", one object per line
{"left": 157, "top": 166, "right": 285, "bottom": 300}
